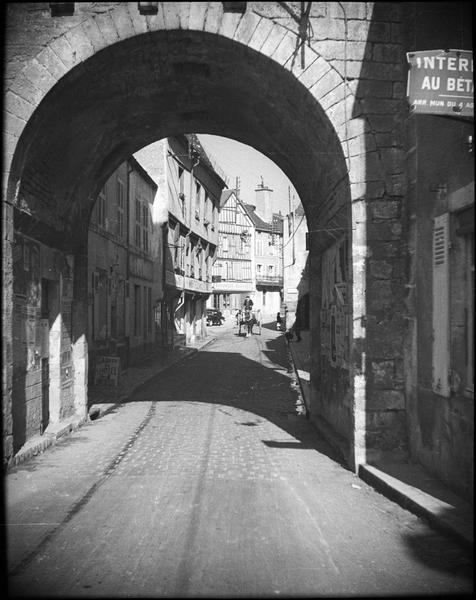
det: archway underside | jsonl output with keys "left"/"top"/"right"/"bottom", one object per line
{"left": 8, "top": 28, "right": 361, "bottom": 467}
{"left": 12, "top": 30, "right": 350, "bottom": 250}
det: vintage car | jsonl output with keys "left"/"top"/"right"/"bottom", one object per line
{"left": 206, "top": 308, "right": 224, "bottom": 326}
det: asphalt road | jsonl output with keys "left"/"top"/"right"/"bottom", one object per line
{"left": 5, "top": 324, "right": 473, "bottom": 597}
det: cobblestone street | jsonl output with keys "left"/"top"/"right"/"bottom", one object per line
{"left": 6, "top": 325, "right": 473, "bottom": 597}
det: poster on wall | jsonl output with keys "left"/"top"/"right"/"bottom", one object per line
{"left": 27, "top": 243, "right": 40, "bottom": 306}
{"left": 13, "top": 235, "right": 26, "bottom": 296}
{"left": 61, "top": 255, "right": 74, "bottom": 299}
{"left": 407, "top": 49, "right": 473, "bottom": 117}
{"left": 94, "top": 356, "right": 120, "bottom": 386}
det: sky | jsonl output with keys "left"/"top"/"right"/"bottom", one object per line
{"left": 198, "top": 135, "right": 300, "bottom": 216}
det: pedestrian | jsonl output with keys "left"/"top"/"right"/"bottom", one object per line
{"left": 276, "top": 312, "right": 282, "bottom": 330}
{"left": 244, "top": 296, "right": 253, "bottom": 311}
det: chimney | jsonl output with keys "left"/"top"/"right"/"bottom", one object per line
{"left": 254, "top": 177, "right": 273, "bottom": 223}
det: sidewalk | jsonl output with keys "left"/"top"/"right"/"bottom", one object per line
{"left": 7, "top": 333, "right": 217, "bottom": 471}
{"left": 286, "top": 330, "right": 473, "bottom": 553}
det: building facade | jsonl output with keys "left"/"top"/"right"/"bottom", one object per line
{"left": 282, "top": 201, "right": 309, "bottom": 331}
{"left": 402, "top": 3, "right": 474, "bottom": 500}
{"left": 242, "top": 182, "right": 284, "bottom": 318}
{"left": 211, "top": 189, "right": 255, "bottom": 316}
{"left": 136, "top": 135, "right": 226, "bottom": 346}
{"left": 87, "top": 157, "right": 162, "bottom": 379}
{"left": 3, "top": 3, "right": 472, "bottom": 501}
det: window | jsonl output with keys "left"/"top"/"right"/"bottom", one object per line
{"left": 222, "top": 235, "right": 229, "bottom": 253}
{"left": 134, "top": 285, "right": 141, "bottom": 336}
{"left": 240, "top": 232, "right": 248, "bottom": 253}
{"left": 135, "top": 199, "right": 141, "bottom": 248}
{"left": 117, "top": 179, "right": 125, "bottom": 237}
{"left": 256, "top": 234, "right": 263, "bottom": 256}
{"left": 195, "top": 182, "right": 201, "bottom": 220}
{"left": 257, "top": 264, "right": 262, "bottom": 275}
{"left": 96, "top": 188, "right": 106, "bottom": 229}
{"left": 178, "top": 166, "right": 184, "bottom": 195}
{"left": 142, "top": 203, "right": 149, "bottom": 253}
{"left": 204, "top": 193, "right": 210, "bottom": 224}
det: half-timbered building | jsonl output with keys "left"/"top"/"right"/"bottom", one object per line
{"left": 211, "top": 190, "right": 255, "bottom": 315}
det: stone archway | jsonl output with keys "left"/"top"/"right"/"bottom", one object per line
{"left": 3, "top": 2, "right": 407, "bottom": 470}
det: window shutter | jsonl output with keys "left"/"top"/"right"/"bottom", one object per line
{"left": 432, "top": 213, "right": 450, "bottom": 397}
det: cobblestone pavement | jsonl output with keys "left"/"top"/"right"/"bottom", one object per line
{"left": 5, "top": 326, "right": 473, "bottom": 598}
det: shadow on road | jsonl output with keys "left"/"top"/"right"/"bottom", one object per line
{"left": 120, "top": 333, "right": 348, "bottom": 471}
{"left": 402, "top": 514, "right": 473, "bottom": 577}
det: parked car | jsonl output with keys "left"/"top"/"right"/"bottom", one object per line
{"left": 206, "top": 308, "right": 224, "bottom": 326}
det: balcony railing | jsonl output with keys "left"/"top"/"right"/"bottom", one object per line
{"left": 256, "top": 275, "right": 283, "bottom": 287}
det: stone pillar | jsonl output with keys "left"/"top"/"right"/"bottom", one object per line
{"left": 72, "top": 251, "right": 89, "bottom": 419}
{"left": 350, "top": 197, "right": 368, "bottom": 470}
{"left": 2, "top": 200, "right": 14, "bottom": 464}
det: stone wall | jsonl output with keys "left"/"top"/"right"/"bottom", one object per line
{"left": 3, "top": 2, "right": 408, "bottom": 469}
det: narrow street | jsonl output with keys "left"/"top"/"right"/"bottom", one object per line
{"left": 6, "top": 324, "right": 472, "bottom": 598}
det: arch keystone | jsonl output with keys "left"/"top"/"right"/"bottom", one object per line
{"left": 162, "top": 2, "right": 183, "bottom": 29}
{"left": 188, "top": 2, "right": 208, "bottom": 31}
{"left": 203, "top": 3, "right": 224, "bottom": 34}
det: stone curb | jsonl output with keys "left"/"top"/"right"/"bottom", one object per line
{"left": 359, "top": 464, "right": 473, "bottom": 553}
{"left": 286, "top": 339, "right": 473, "bottom": 554}
{"left": 6, "top": 415, "right": 87, "bottom": 471}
